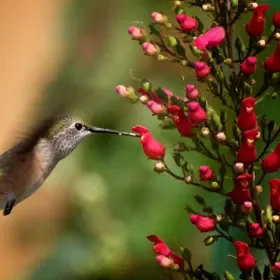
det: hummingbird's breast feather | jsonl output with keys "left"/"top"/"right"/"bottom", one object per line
{"left": 0, "top": 139, "right": 56, "bottom": 208}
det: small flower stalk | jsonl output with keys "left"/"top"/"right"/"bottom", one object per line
{"left": 115, "top": 1, "right": 280, "bottom": 279}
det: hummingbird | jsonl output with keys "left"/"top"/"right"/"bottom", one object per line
{"left": 0, "top": 115, "right": 139, "bottom": 216}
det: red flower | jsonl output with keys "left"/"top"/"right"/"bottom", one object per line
{"left": 262, "top": 143, "right": 280, "bottom": 173}
{"left": 237, "top": 130, "right": 258, "bottom": 166}
{"left": 234, "top": 241, "right": 256, "bottom": 271}
{"left": 240, "top": 57, "right": 257, "bottom": 75}
{"left": 168, "top": 105, "right": 196, "bottom": 137}
{"left": 246, "top": 4, "right": 270, "bottom": 37}
{"left": 147, "top": 235, "right": 184, "bottom": 269}
{"left": 199, "top": 166, "right": 214, "bottom": 181}
{"left": 132, "top": 126, "right": 166, "bottom": 160}
{"left": 269, "top": 178, "right": 280, "bottom": 211}
{"left": 237, "top": 97, "right": 257, "bottom": 131}
{"left": 147, "top": 235, "right": 172, "bottom": 256}
{"left": 249, "top": 223, "right": 263, "bottom": 238}
{"left": 230, "top": 174, "right": 252, "bottom": 204}
{"left": 187, "top": 102, "right": 207, "bottom": 124}
{"left": 190, "top": 214, "right": 215, "bottom": 232}
{"left": 264, "top": 43, "right": 280, "bottom": 73}
{"left": 273, "top": 11, "right": 280, "bottom": 29}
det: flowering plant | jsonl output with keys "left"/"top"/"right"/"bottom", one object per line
{"left": 117, "top": 0, "right": 280, "bottom": 279}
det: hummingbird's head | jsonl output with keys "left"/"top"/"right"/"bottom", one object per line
{"left": 42, "top": 116, "right": 138, "bottom": 159}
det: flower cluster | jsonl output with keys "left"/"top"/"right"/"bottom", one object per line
{"left": 116, "top": 0, "right": 280, "bottom": 279}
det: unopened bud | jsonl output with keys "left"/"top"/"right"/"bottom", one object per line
{"left": 216, "top": 132, "right": 226, "bottom": 142}
{"left": 257, "top": 39, "right": 266, "bottom": 47}
{"left": 234, "top": 162, "right": 244, "bottom": 173}
{"left": 248, "top": 2, "right": 258, "bottom": 10}
{"left": 274, "top": 33, "right": 280, "bottom": 41}
{"left": 174, "top": 142, "right": 187, "bottom": 152}
{"left": 231, "top": 0, "right": 238, "bottom": 8}
{"left": 151, "top": 12, "right": 168, "bottom": 24}
{"left": 216, "top": 215, "right": 223, "bottom": 222}
{"left": 181, "top": 60, "right": 188, "bottom": 66}
{"left": 241, "top": 201, "right": 253, "bottom": 214}
{"left": 273, "top": 215, "right": 280, "bottom": 223}
{"left": 185, "top": 176, "right": 192, "bottom": 183}
{"left": 157, "top": 54, "right": 168, "bottom": 61}
{"left": 256, "top": 131, "right": 261, "bottom": 140}
{"left": 174, "top": 0, "right": 181, "bottom": 7}
{"left": 139, "top": 95, "right": 149, "bottom": 104}
{"left": 189, "top": 45, "right": 201, "bottom": 57}
{"left": 142, "top": 80, "right": 152, "bottom": 92}
{"left": 154, "top": 161, "right": 166, "bottom": 173}
{"left": 224, "top": 58, "right": 232, "bottom": 65}
{"left": 203, "top": 236, "right": 215, "bottom": 246}
{"left": 167, "top": 35, "right": 177, "bottom": 47}
{"left": 251, "top": 78, "right": 256, "bottom": 85}
{"left": 211, "top": 182, "right": 219, "bottom": 190}
{"left": 202, "top": 4, "right": 214, "bottom": 11}
{"left": 224, "top": 271, "right": 235, "bottom": 280}
{"left": 272, "top": 92, "right": 278, "bottom": 99}
{"left": 201, "top": 127, "right": 210, "bottom": 137}
{"left": 256, "top": 185, "right": 263, "bottom": 194}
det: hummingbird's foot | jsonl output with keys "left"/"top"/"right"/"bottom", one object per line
{"left": 3, "top": 199, "right": 16, "bottom": 216}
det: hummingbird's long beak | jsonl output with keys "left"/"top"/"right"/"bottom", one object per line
{"left": 87, "top": 126, "right": 140, "bottom": 138}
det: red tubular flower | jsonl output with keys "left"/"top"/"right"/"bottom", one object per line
{"left": 132, "top": 126, "right": 166, "bottom": 160}
{"left": 237, "top": 130, "right": 258, "bottom": 166}
{"left": 195, "top": 62, "right": 211, "bottom": 78}
{"left": 187, "top": 102, "right": 207, "bottom": 124}
{"left": 246, "top": 4, "right": 270, "bottom": 37}
{"left": 273, "top": 11, "right": 280, "bottom": 29}
{"left": 234, "top": 241, "right": 256, "bottom": 271}
{"left": 168, "top": 105, "right": 195, "bottom": 137}
{"left": 147, "top": 235, "right": 172, "bottom": 256}
{"left": 176, "top": 14, "right": 197, "bottom": 32}
{"left": 262, "top": 143, "right": 280, "bottom": 173}
{"left": 147, "top": 235, "right": 183, "bottom": 269}
{"left": 269, "top": 178, "right": 280, "bottom": 211}
{"left": 240, "top": 57, "right": 257, "bottom": 75}
{"left": 237, "top": 97, "right": 257, "bottom": 131}
{"left": 199, "top": 166, "right": 214, "bottom": 181}
{"left": 249, "top": 223, "right": 263, "bottom": 238}
{"left": 230, "top": 174, "right": 252, "bottom": 204}
{"left": 264, "top": 42, "right": 280, "bottom": 73}
{"left": 147, "top": 101, "right": 166, "bottom": 115}
{"left": 190, "top": 214, "right": 215, "bottom": 232}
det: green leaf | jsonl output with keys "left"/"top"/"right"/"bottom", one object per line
{"left": 218, "top": 216, "right": 230, "bottom": 233}
{"left": 185, "top": 204, "right": 195, "bottom": 213}
{"left": 175, "top": 39, "right": 186, "bottom": 59}
{"left": 170, "top": 96, "right": 184, "bottom": 109}
{"left": 263, "top": 265, "right": 270, "bottom": 280}
{"left": 160, "top": 119, "right": 176, "bottom": 129}
{"left": 253, "top": 267, "right": 262, "bottom": 280}
{"left": 224, "top": 199, "right": 235, "bottom": 216}
{"left": 203, "top": 206, "right": 214, "bottom": 214}
{"left": 155, "top": 88, "right": 168, "bottom": 103}
{"left": 182, "top": 248, "right": 192, "bottom": 261}
{"left": 183, "top": 35, "right": 193, "bottom": 43}
{"left": 148, "top": 23, "right": 161, "bottom": 36}
{"left": 194, "top": 16, "right": 204, "bottom": 33}
{"left": 224, "top": 271, "right": 235, "bottom": 280}
{"left": 172, "top": 152, "right": 186, "bottom": 167}
{"left": 193, "top": 194, "right": 206, "bottom": 206}
{"left": 267, "top": 120, "right": 275, "bottom": 141}
{"left": 235, "top": 36, "right": 246, "bottom": 56}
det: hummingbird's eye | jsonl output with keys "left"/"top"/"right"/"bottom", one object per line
{"left": 75, "top": 123, "right": 83, "bottom": 131}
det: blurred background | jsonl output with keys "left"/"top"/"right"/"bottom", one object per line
{"left": 0, "top": 0, "right": 279, "bottom": 280}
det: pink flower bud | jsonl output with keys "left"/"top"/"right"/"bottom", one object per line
{"left": 234, "top": 162, "right": 245, "bottom": 173}
{"left": 272, "top": 262, "right": 280, "bottom": 274}
{"left": 147, "top": 101, "right": 166, "bottom": 115}
{"left": 195, "top": 62, "right": 210, "bottom": 78}
{"left": 193, "top": 27, "right": 225, "bottom": 50}
{"left": 199, "top": 166, "right": 214, "bottom": 181}
{"left": 241, "top": 201, "right": 253, "bottom": 214}
{"left": 142, "top": 42, "right": 158, "bottom": 55}
{"left": 187, "top": 102, "right": 207, "bottom": 124}
{"left": 176, "top": 14, "right": 197, "bottom": 32}
{"left": 185, "top": 84, "right": 199, "bottom": 99}
{"left": 249, "top": 223, "right": 263, "bottom": 237}
{"left": 151, "top": 12, "right": 167, "bottom": 24}
{"left": 216, "top": 132, "right": 226, "bottom": 142}
{"left": 116, "top": 85, "right": 130, "bottom": 97}
{"left": 128, "top": 26, "right": 145, "bottom": 40}
{"left": 240, "top": 56, "right": 257, "bottom": 75}
{"left": 190, "top": 214, "right": 215, "bottom": 232}
{"left": 155, "top": 255, "right": 173, "bottom": 268}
